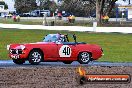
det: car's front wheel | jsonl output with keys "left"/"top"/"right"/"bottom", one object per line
{"left": 13, "top": 59, "right": 25, "bottom": 65}
{"left": 28, "top": 50, "right": 43, "bottom": 65}
{"left": 78, "top": 52, "right": 91, "bottom": 64}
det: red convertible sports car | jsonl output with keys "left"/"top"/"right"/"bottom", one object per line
{"left": 7, "top": 34, "right": 103, "bottom": 65}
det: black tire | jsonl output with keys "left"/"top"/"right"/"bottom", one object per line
{"left": 28, "top": 50, "right": 43, "bottom": 65}
{"left": 13, "top": 59, "right": 25, "bottom": 65}
{"left": 63, "top": 61, "right": 73, "bottom": 64}
{"left": 78, "top": 52, "right": 91, "bottom": 64}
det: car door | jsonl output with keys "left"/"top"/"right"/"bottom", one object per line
{"left": 57, "top": 43, "right": 78, "bottom": 61}
{"left": 43, "top": 43, "right": 58, "bottom": 60}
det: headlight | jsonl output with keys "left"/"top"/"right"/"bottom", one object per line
{"left": 20, "top": 45, "right": 26, "bottom": 50}
{"left": 7, "top": 45, "right": 10, "bottom": 50}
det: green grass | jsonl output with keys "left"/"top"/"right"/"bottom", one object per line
{"left": 0, "top": 18, "right": 93, "bottom": 26}
{"left": 1, "top": 18, "right": 132, "bottom": 27}
{"left": 0, "top": 29, "right": 132, "bottom": 62}
{"left": 0, "top": 18, "right": 43, "bottom": 25}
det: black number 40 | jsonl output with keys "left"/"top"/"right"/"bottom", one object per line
{"left": 62, "top": 47, "right": 71, "bottom": 55}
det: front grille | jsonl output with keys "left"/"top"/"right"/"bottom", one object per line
{"left": 10, "top": 49, "right": 23, "bottom": 54}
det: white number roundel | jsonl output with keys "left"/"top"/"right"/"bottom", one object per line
{"left": 59, "top": 45, "right": 72, "bottom": 57}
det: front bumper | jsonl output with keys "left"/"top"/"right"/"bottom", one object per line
{"left": 9, "top": 54, "right": 27, "bottom": 59}
{"left": 8, "top": 49, "right": 29, "bottom": 59}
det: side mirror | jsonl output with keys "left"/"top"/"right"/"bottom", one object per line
{"left": 43, "top": 34, "right": 47, "bottom": 41}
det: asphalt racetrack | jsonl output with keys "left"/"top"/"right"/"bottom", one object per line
{"left": 0, "top": 60, "right": 132, "bottom": 68}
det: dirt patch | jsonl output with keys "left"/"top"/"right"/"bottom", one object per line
{"left": 0, "top": 66, "right": 131, "bottom": 88}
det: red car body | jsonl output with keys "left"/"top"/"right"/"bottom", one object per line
{"left": 7, "top": 34, "right": 103, "bottom": 65}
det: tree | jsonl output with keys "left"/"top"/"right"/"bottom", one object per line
{"left": 61, "top": 0, "right": 95, "bottom": 17}
{"left": 65, "top": 0, "right": 129, "bottom": 24}
{"left": 0, "top": 1, "right": 8, "bottom": 9}
{"left": 15, "top": 0, "right": 37, "bottom": 13}
{"left": 49, "top": 1, "right": 57, "bottom": 12}
{"left": 96, "top": 0, "right": 118, "bottom": 23}
{"left": 38, "top": 0, "right": 57, "bottom": 12}
{"left": 62, "top": 0, "right": 120, "bottom": 23}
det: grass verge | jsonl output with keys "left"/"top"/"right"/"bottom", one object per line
{"left": 0, "top": 18, "right": 92, "bottom": 26}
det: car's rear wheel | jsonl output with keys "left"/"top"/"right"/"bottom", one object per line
{"left": 63, "top": 61, "right": 73, "bottom": 64}
{"left": 78, "top": 52, "right": 91, "bottom": 64}
{"left": 28, "top": 50, "right": 43, "bottom": 65}
{"left": 13, "top": 59, "right": 25, "bottom": 65}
